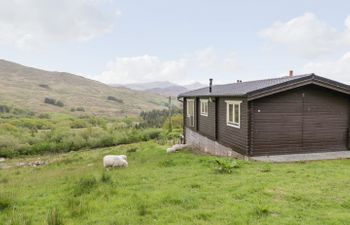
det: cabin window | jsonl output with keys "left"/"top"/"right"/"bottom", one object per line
{"left": 186, "top": 99, "right": 195, "bottom": 127}
{"left": 226, "top": 100, "right": 242, "bottom": 128}
{"left": 200, "top": 99, "right": 208, "bottom": 116}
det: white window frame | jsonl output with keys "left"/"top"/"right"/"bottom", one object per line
{"left": 200, "top": 99, "right": 208, "bottom": 116}
{"left": 186, "top": 99, "right": 195, "bottom": 127}
{"left": 225, "top": 100, "right": 242, "bottom": 128}
{"left": 186, "top": 99, "right": 194, "bottom": 117}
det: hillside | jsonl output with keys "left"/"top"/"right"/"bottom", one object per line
{"left": 0, "top": 60, "right": 169, "bottom": 116}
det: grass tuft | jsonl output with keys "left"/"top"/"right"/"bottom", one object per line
{"left": 260, "top": 164, "right": 272, "bottom": 173}
{"left": 254, "top": 204, "right": 270, "bottom": 218}
{"left": 100, "top": 171, "right": 112, "bottom": 184}
{"left": 46, "top": 207, "right": 63, "bottom": 225}
{"left": 67, "top": 197, "right": 89, "bottom": 217}
{"left": 137, "top": 203, "right": 151, "bottom": 217}
{"left": 9, "top": 209, "right": 32, "bottom": 225}
{"left": 0, "top": 193, "right": 14, "bottom": 211}
{"left": 215, "top": 158, "right": 240, "bottom": 174}
{"left": 74, "top": 176, "right": 97, "bottom": 196}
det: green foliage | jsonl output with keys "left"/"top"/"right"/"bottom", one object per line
{"left": 215, "top": 158, "right": 240, "bottom": 174}
{"left": 46, "top": 208, "right": 63, "bottom": 225}
{"left": 139, "top": 108, "right": 182, "bottom": 128}
{"left": 0, "top": 112, "right": 164, "bottom": 157}
{"left": 162, "top": 113, "right": 183, "bottom": 131}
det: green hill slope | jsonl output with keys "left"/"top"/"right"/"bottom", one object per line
{"left": 0, "top": 60, "right": 168, "bottom": 116}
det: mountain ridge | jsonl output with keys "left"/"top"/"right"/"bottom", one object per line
{"left": 111, "top": 81, "right": 206, "bottom": 96}
{"left": 0, "top": 59, "right": 168, "bottom": 116}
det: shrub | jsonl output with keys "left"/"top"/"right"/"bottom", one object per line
{"left": 44, "top": 98, "right": 64, "bottom": 107}
{"left": 39, "top": 84, "right": 50, "bottom": 89}
{"left": 46, "top": 207, "right": 63, "bottom": 225}
{"left": 141, "top": 128, "right": 161, "bottom": 141}
{"left": 70, "top": 120, "right": 88, "bottom": 129}
{"left": 215, "top": 159, "right": 240, "bottom": 174}
{"left": 76, "top": 107, "right": 85, "bottom": 112}
{"left": 55, "top": 101, "right": 64, "bottom": 107}
{"left": 107, "top": 96, "right": 123, "bottom": 103}
{"left": 0, "top": 105, "right": 10, "bottom": 113}
{"left": 0, "top": 135, "right": 19, "bottom": 153}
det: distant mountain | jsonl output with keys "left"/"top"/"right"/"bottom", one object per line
{"left": 0, "top": 60, "right": 169, "bottom": 116}
{"left": 184, "top": 82, "right": 206, "bottom": 91}
{"left": 111, "top": 81, "right": 206, "bottom": 96}
{"left": 112, "top": 81, "right": 176, "bottom": 91}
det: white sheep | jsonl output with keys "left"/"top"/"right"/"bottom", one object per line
{"left": 103, "top": 155, "right": 128, "bottom": 168}
{"left": 166, "top": 144, "right": 188, "bottom": 153}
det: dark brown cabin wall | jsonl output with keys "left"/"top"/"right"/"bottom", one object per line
{"left": 217, "top": 97, "right": 249, "bottom": 155}
{"left": 251, "top": 85, "right": 349, "bottom": 156}
{"left": 197, "top": 98, "right": 216, "bottom": 139}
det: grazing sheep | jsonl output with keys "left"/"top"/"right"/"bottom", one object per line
{"left": 103, "top": 155, "right": 128, "bottom": 168}
{"left": 166, "top": 144, "right": 188, "bottom": 153}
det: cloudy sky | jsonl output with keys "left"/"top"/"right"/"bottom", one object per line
{"left": 1, "top": 0, "right": 350, "bottom": 85}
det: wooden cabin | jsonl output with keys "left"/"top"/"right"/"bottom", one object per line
{"left": 178, "top": 73, "right": 350, "bottom": 157}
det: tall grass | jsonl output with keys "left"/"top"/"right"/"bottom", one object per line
{"left": 46, "top": 208, "right": 63, "bottom": 225}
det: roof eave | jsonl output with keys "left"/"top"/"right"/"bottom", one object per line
{"left": 178, "top": 94, "right": 248, "bottom": 98}
{"left": 247, "top": 75, "right": 350, "bottom": 101}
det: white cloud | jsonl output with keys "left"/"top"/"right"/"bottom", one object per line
{"left": 260, "top": 13, "right": 349, "bottom": 58}
{"left": 302, "top": 52, "right": 350, "bottom": 83}
{"left": 0, "top": 0, "right": 118, "bottom": 49}
{"left": 98, "top": 48, "right": 240, "bottom": 84}
{"left": 100, "top": 55, "right": 188, "bottom": 84}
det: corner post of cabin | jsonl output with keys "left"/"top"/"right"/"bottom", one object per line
{"left": 183, "top": 97, "right": 187, "bottom": 144}
{"left": 247, "top": 100, "right": 253, "bottom": 156}
{"left": 195, "top": 97, "right": 199, "bottom": 131}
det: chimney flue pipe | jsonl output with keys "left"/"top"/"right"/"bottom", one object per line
{"left": 289, "top": 70, "right": 294, "bottom": 77}
{"left": 209, "top": 78, "right": 213, "bottom": 93}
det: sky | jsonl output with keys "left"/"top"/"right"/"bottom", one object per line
{"left": 1, "top": 0, "right": 350, "bottom": 85}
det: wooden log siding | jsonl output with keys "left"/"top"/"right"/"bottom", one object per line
{"left": 251, "top": 85, "right": 349, "bottom": 155}
{"left": 217, "top": 97, "right": 249, "bottom": 155}
{"left": 197, "top": 98, "right": 216, "bottom": 139}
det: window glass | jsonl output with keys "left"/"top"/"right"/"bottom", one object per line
{"left": 234, "top": 104, "right": 239, "bottom": 123}
{"left": 229, "top": 104, "right": 233, "bottom": 122}
{"left": 200, "top": 100, "right": 208, "bottom": 116}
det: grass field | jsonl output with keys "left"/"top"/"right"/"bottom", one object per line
{"left": 1, "top": 141, "right": 350, "bottom": 225}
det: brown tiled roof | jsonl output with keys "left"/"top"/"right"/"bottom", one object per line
{"left": 178, "top": 74, "right": 350, "bottom": 99}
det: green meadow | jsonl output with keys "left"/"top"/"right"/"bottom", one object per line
{"left": 1, "top": 141, "right": 350, "bottom": 225}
